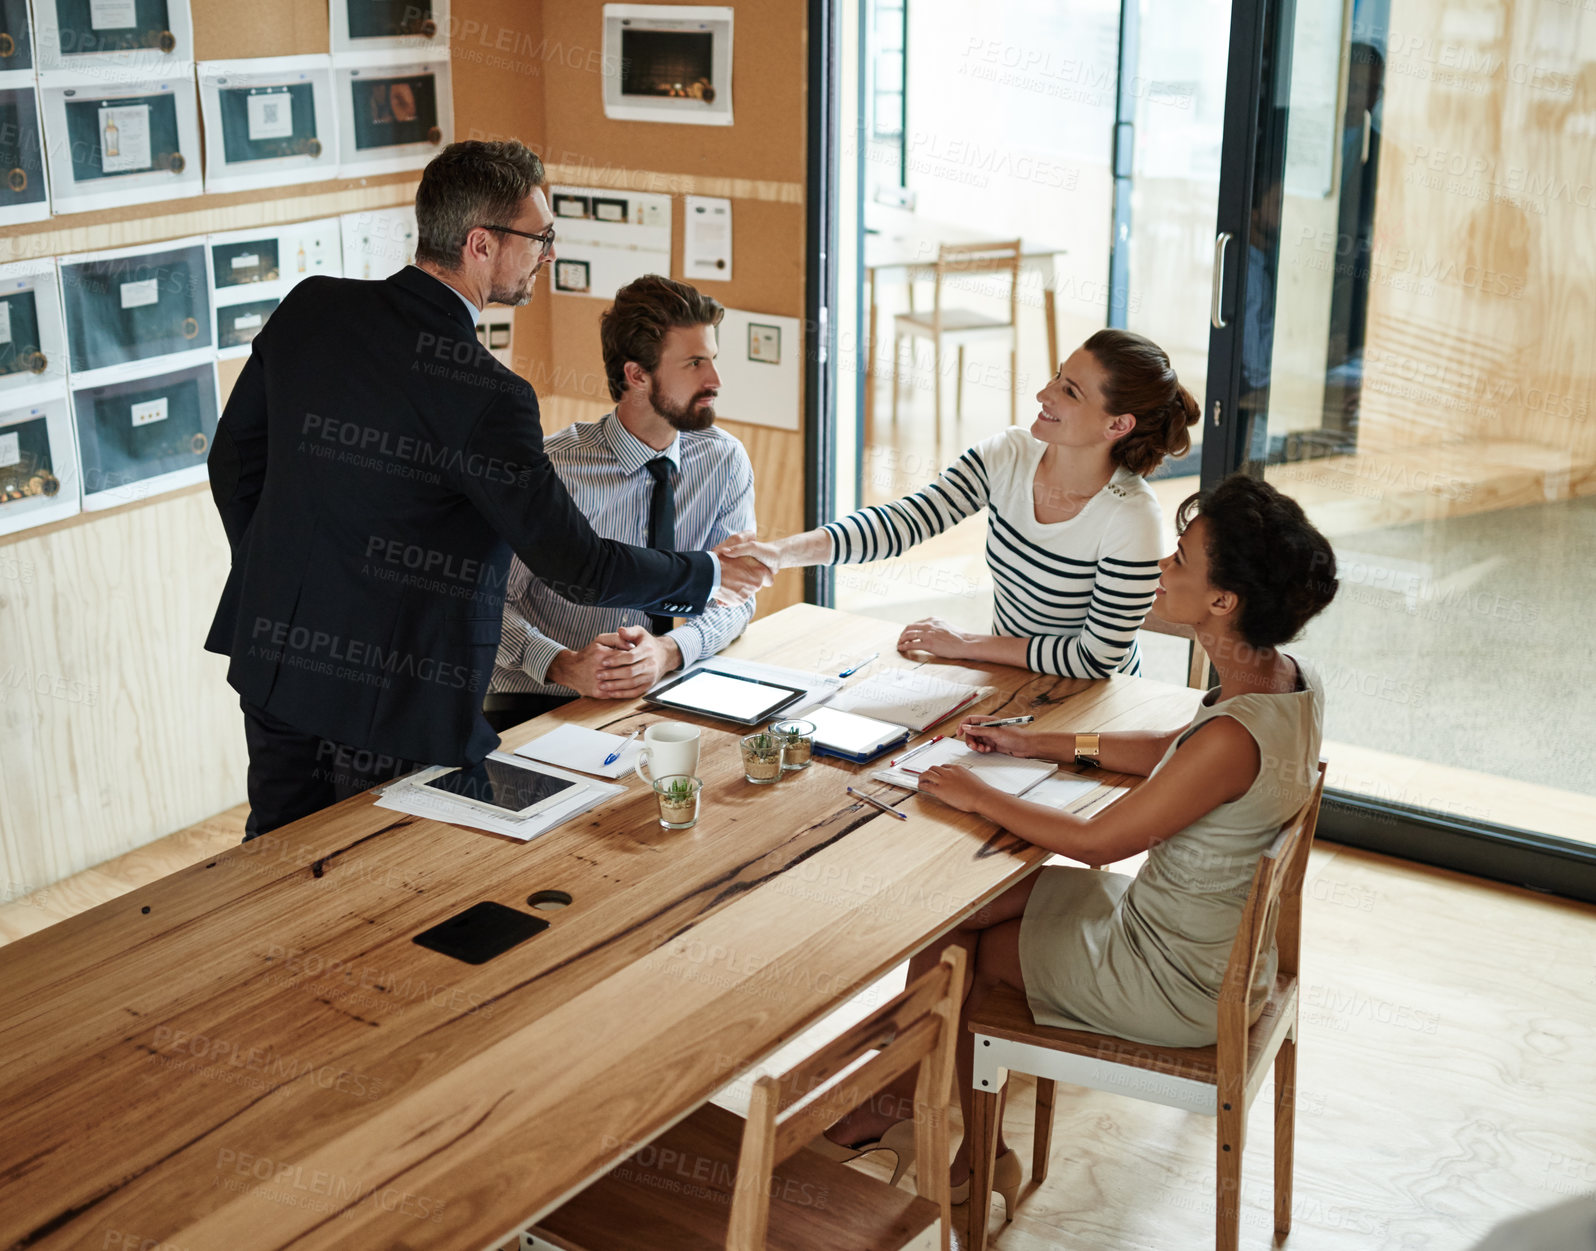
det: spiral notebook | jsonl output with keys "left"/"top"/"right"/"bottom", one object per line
{"left": 824, "top": 668, "right": 989, "bottom": 733}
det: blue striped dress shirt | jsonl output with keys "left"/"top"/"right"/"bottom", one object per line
{"left": 492, "top": 411, "right": 757, "bottom": 695}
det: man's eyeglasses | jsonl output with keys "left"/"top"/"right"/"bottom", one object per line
{"left": 481, "top": 223, "right": 556, "bottom": 258}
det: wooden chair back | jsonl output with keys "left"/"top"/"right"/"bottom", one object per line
{"left": 931, "top": 239, "right": 1021, "bottom": 332}
{"left": 725, "top": 946, "right": 966, "bottom": 1250}
{"left": 1214, "top": 761, "right": 1326, "bottom": 1090}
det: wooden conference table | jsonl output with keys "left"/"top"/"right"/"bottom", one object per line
{"left": 0, "top": 605, "right": 1202, "bottom": 1251}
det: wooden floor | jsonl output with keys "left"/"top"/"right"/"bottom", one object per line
{"left": 4, "top": 808, "right": 1593, "bottom": 1249}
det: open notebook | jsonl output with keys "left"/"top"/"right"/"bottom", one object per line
{"left": 872, "top": 738, "right": 1056, "bottom": 795}
{"left": 825, "top": 668, "right": 989, "bottom": 733}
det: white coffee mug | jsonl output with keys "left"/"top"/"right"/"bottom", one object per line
{"left": 634, "top": 722, "right": 701, "bottom": 786}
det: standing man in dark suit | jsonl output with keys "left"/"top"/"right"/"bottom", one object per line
{"left": 206, "top": 140, "right": 770, "bottom": 839}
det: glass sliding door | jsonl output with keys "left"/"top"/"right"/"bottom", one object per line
{"left": 1209, "top": 0, "right": 1596, "bottom": 851}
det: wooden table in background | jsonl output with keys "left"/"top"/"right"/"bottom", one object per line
{"left": 0, "top": 605, "right": 1202, "bottom": 1251}
{"left": 863, "top": 205, "right": 1068, "bottom": 445}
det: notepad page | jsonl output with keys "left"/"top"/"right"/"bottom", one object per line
{"left": 827, "top": 668, "right": 988, "bottom": 732}
{"left": 873, "top": 739, "right": 1055, "bottom": 795}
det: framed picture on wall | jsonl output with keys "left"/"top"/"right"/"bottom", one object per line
{"left": 0, "top": 83, "right": 50, "bottom": 225}
{"left": 208, "top": 218, "right": 342, "bottom": 359}
{"left": 32, "top": 0, "right": 193, "bottom": 80}
{"left": 58, "top": 238, "right": 212, "bottom": 382}
{"left": 0, "top": 395, "right": 78, "bottom": 537}
{"left": 198, "top": 56, "right": 338, "bottom": 194}
{"left": 601, "top": 4, "right": 733, "bottom": 126}
{"left": 71, "top": 357, "right": 218, "bottom": 511}
{"left": 330, "top": 0, "right": 450, "bottom": 60}
{"left": 0, "top": 260, "right": 68, "bottom": 399}
{"left": 0, "top": 0, "right": 35, "bottom": 71}
{"left": 334, "top": 60, "right": 452, "bottom": 176}
{"left": 39, "top": 77, "right": 202, "bottom": 213}
{"left": 339, "top": 205, "right": 418, "bottom": 280}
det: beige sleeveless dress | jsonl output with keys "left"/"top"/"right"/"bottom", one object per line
{"left": 1017, "top": 659, "right": 1323, "bottom": 1047}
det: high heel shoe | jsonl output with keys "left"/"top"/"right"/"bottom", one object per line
{"left": 948, "top": 1148, "right": 1022, "bottom": 1221}
{"left": 805, "top": 1118, "right": 917, "bottom": 1187}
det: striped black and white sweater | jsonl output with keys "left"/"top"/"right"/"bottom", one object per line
{"left": 823, "top": 428, "right": 1163, "bottom": 678}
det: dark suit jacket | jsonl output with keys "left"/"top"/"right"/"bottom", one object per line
{"left": 206, "top": 265, "right": 713, "bottom": 765}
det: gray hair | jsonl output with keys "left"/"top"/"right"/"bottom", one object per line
{"left": 414, "top": 140, "right": 546, "bottom": 270}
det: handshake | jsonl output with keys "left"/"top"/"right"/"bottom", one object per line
{"left": 708, "top": 531, "right": 783, "bottom": 608}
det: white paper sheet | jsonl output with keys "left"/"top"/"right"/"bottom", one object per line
{"left": 683, "top": 195, "right": 732, "bottom": 282}
{"left": 119, "top": 277, "right": 159, "bottom": 308}
{"left": 99, "top": 105, "right": 152, "bottom": 174}
{"left": 872, "top": 739, "right": 1056, "bottom": 796}
{"left": 247, "top": 91, "right": 295, "bottom": 140}
{"left": 0, "top": 432, "right": 18, "bottom": 468}
{"left": 0, "top": 303, "right": 10, "bottom": 345}
{"left": 513, "top": 724, "right": 642, "bottom": 780}
{"left": 827, "top": 669, "right": 989, "bottom": 733}
{"left": 90, "top": 0, "right": 137, "bottom": 29}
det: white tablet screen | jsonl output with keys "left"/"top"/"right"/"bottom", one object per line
{"left": 654, "top": 671, "right": 800, "bottom": 722}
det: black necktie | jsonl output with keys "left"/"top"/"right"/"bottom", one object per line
{"left": 645, "top": 457, "right": 676, "bottom": 635}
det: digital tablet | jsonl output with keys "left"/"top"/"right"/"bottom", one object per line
{"left": 644, "top": 667, "right": 807, "bottom": 725}
{"left": 420, "top": 756, "right": 580, "bottom": 820}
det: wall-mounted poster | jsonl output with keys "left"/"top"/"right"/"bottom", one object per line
{"left": 0, "top": 82, "right": 49, "bottom": 225}
{"left": 0, "top": 0, "right": 34, "bottom": 71}
{"left": 601, "top": 5, "right": 733, "bottom": 126}
{"left": 209, "top": 218, "right": 341, "bottom": 358}
{"left": 33, "top": 0, "right": 193, "bottom": 80}
{"left": 548, "top": 185, "right": 671, "bottom": 302}
{"left": 0, "top": 260, "right": 68, "bottom": 399}
{"left": 58, "top": 238, "right": 211, "bottom": 381}
{"left": 340, "top": 205, "right": 418, "bottom": 280}
{"left": 72, "top": 357, "right": 217, "bottom": 510}
{"left": 713, "top": 307, "right": 799, "bottom": 431}
{"left": 0, "top": 395, "right": 78, "bottom": 536}
{"left": 330, "top": 0, "right": 450, "bottom": 60}
{"left": 40, "top": 76, "right": 202, "bottom": 213}
{"left": 198, "top": 56, "right": 337, "bottom": 194}
{"left": 335, "top": 60, "right": 451, "bottom": 176}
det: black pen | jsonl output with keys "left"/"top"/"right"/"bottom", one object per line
{"left": 847, "top": 786, "right": 908, "bottom": 821}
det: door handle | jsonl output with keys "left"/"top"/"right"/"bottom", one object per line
{"left": 1210, "top": 232, "right": 1233, "bottom": 329}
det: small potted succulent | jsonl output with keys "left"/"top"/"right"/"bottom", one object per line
{"left": 772, "top": 719, "right": 816, "bottom": 771}
{"left": 739, "top": 731, "right": 784, "bottom": 784}
{"left": 653, "top": 774, "right": 702, "bottom": 829}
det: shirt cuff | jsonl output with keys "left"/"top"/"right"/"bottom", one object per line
{"left": 706, "top": 550, "right": 722, "bottom": 601}
{"left": 666, "top": 625, "right": 704, "bottom": 672}
{"left": 520, "top": 633, "right": 569, "bottom": 685}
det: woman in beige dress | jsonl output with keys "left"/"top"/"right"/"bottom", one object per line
{"left": 815, "top": 473, "right": 1338, "bottom": 1214}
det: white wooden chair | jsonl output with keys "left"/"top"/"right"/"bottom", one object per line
{"left": 892, "top": 240, "right": 1022, "bottom": 433}
{"left": 963, "top": 763, "right": 1327, "bottom": 1251}
{"left": 524, "top": 947, "right": 966, "bottom": 1251}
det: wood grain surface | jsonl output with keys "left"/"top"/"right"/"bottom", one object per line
{"left": 0, "top": 605, "right": 1198, "bottom": 1251}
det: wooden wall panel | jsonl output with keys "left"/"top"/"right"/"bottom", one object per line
{"left": 1356, "top": 0, "right": 1596, "bottom": 463}
{"left": 0, "top": 0, "right": 551, "bottom": 892}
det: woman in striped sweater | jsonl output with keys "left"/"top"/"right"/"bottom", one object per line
{"left": 728, "top": 329, "right": 1200, "bottom": 678}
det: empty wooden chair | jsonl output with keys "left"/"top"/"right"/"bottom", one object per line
{"left": 892, "top": 240, "right": 1022, "bottom": 434}
{"left": 525, "top": 946, "right": 966, "bottom": 1251}
{"left": 963, "top": 764, "right": 1326, "bottom": 1251}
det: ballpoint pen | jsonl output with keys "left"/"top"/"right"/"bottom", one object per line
{"left": 838, "top": 652, "right": 879, "bottom": 678}
{"left": 890, "top": 734, "right": 943, "bottom": 767}
{"left": 603, "top": 729, "right": 640, "bottom": 767}
{"left": 847, "top": 786, "right": 908, "bottom": 821}
{"left": 971, "top": 715, "right": 1034, "bottom": 728}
